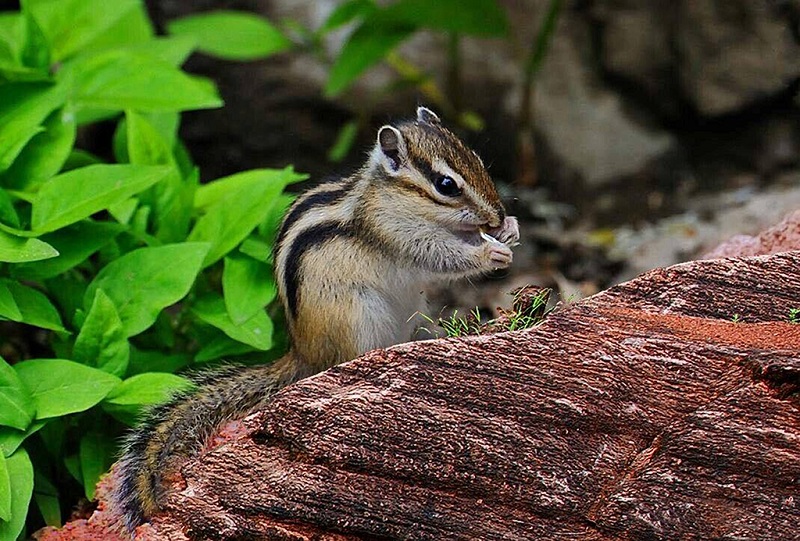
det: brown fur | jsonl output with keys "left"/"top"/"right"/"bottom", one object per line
{"left": 112, "top": 108, "right": 518, "bottom": 534}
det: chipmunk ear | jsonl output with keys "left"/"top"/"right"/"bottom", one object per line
{"left": 416, "top": 106, "right": 440, "bottom": 125}
{"left": 376, "top": 125, "right": 406, "bottom": 172}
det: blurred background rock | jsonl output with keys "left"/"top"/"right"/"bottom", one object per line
{"left": 52, "top": 0, "right": 800, "bottom": 311}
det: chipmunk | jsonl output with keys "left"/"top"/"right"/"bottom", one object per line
{"left": 112, "top": 107, "right": 519, "bottom": 533}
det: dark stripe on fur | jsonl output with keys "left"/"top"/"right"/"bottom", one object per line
{"left": 275, "top": 177, "right": 355, "bottom": 251}
{"left": 284, "top": 221, "right": 351, "bottom": 319}
{"left": 409, "top": 153, "right": 435, "bottom": 182}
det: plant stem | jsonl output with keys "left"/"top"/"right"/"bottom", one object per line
{"left": 516, "top": 0, "right": 563, "bottom": 186}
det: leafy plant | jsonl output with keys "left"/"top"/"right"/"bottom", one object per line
{"left": 0, "top": 1, "right": 297, "bottom": 537}
{"left": 0, "top": 0, "right": 559, "bottom": 535}
{"left": 285, "top": 0, "right": 513, "bottom": 160}
{"left": 789, "top": 308, "right": 799, "bottom": 324}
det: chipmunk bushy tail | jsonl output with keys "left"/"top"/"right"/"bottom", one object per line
{"left": 112, "top": 353, "right": 309, "bottom": 533}
{"left": 110, "top": 107, "right": 521, "bottom": 535}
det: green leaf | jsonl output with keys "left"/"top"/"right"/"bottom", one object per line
{"left": 259, "top": 193, "right": 294, "bottom": 239}
{"left": 66, "top": 49, "right": 223, "bottom": 112}
{"left": 325, "top": 21, "right": 413, "bottom": 97}
{"left": 20, "top": 8, "right": 50, "bottom": 70}
{"left": 155, "top": 168, "right": 196, "bottom": 243}
{"left": 25, "top": 0, "right": 140, "bottom": 61}
{"left": 14, "top": 359, "right": 121, "bottom": 419}
{"left": 0, "top": 282, "right": 21, "bottom": 322}
{"left": 193, "top": 295, "right": 273, "bottom": 350}
{"left": 0, "top": 14, "right": 49, "bottom": 78}
{"left": 31, "top": 164, "right": 170, "bottom": 234}
{"left": 171, "top": 139, "right": 194, "bottom": 177}
{"left": 194, "top": 331, "right": 257, "bottom": 363}
{"left": 0, "top": 229, "right": 58, "bottom": 263}
{"left": 78, "top": 431, "right": 116, "bottom": 501}
{"left": 168, "top": 10, "right": 291, "bottom": 61}
{"left": 33, "top": 471, "right": 60, "bottom": 527}
{"left": 84, "top": 243, "right": 210, "bottom": 337}
{"left": 63, "top": 454, "right": 80, "bottom": 484}
{"left": 62, "top": 148, "right": 103, "bottom": 171}
{"left": 78, "top": 1, "right": 154, "bottom": 52}
{"left": 126, "top": 110, "right": 175, "bottom": 166}
{"left": 319, "top": 0, "right": 377, "bottom": 33}
{"left": 382, "top": 0, "right": 508, "bottom": 37}
{"left": 193, "top": 166, "right": 305, "bottom": 209}
{"left": 0, "top": 14, "right": 23, "bottom": 60}
{"left": 43, "top": 273, "right": 86, "bottom": 331}
{"left": 72, "top": 289, "right": 129, "bottom": 377}
{"left": 328, "top": 120, "right": 358, "bottom": 162}
{"left": 0, "top": 421, "right": 44, "bottom": 457}
{"left": 0, "top": 188, "right": 20, "bottom": 228}
{"left": 0, "top": 356, "right": 34, "bottom": 431}
{"left": 0, "top": 62, "right": 50, "bottom": 83}
{"left": 0, "top": 280, "right": 66, "bottom": 332}
{"left": 127, "top": 348, "right": 190, "bottom": 377}
{"left": 190, "top": 168, "right": 306, "bottom": 266}
{"left": 103, "top": 372, "right": 193, "bottom": 426}
{"left": 117, "top": 36, "right": 196, "bottom": 67}
{"left": 239, "top": 236, "right": 273, "bottom": 262}
{"left": 108, "top": 198, "right": 137, "bottom": 225}
{"left": 0, "top": 105, "right": 76, "bottom": 191}
{"left": 0, "top": 452, "right": 10, "bottom": 521}
{"left": 37, "top": 419, "right": 64, "bottom": 462}
{"left": 0, "top": 82, "right": 66, "bottom": 172}
{"left": 0, "top": 448, "right": 32, "bottom": 541}
{"left": 126, "top": 110, "right": 195, "bottom": 242}
{"left": 223, "top": 254, "right": 277, "bottom": 325}
{"left": 10, "top": 221, "right": 122, "bottom": 280}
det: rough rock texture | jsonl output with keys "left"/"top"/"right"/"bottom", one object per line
{"left": 147, "top": 258, "right": 800, "bottom": 541}
{"left": 38, "top": 212, "right": 800, "bottom": 540}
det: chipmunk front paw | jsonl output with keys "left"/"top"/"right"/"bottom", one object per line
{"left": 480, "top": 238, "right": 513, "bottom": 270}
{"left": 488, "top": 216, "right": 520, "bottom": 246}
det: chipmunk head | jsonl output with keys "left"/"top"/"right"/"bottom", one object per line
{"left": 368, "top": 107, "right": 505, "bottom": 233}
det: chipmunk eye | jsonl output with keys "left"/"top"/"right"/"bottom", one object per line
{"left": 433, "top": 174, "right": 461, "bottom": 197}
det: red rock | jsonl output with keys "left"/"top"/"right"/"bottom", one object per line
{"left": 39, "top": 211, "right": 800, "bottom": 540}
{"left": 703, "top": 208, "right": 800, "bottom": 258}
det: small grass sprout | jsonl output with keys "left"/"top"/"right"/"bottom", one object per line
{"left": 501, "top": 286, "right": 553, "bottom": 332}
{"left": 415, "top": 307, "right": 483, "bottom": 339}
{"left": 789, "top": 308, "right": 799, "bottom": 324}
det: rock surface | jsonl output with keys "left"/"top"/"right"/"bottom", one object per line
{"left": 595, "top": 0, "right": 800, "bottom": 117}
{"left": 703, "top": 208, "right": 800, "bottom": 259}
{"left": 37, "top": 212, "right": 800, "bottom": 540}
{"left": 529, "top": 11, "right": 678, "bottom": 189}
{"left": 609, "top": 182, "right": 800, "bottom": 281}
